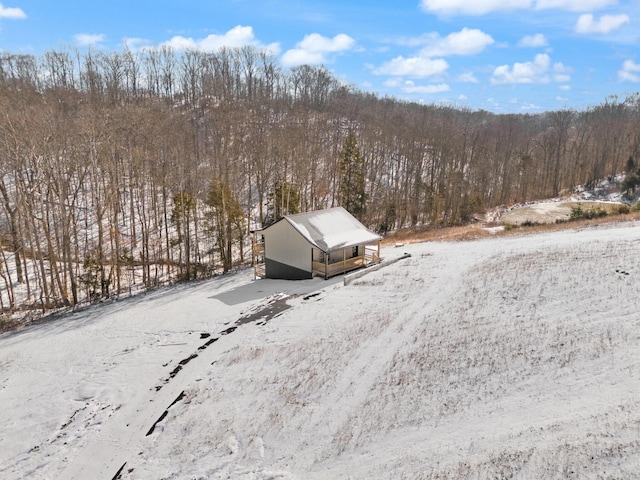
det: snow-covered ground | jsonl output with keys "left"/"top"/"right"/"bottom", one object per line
{"left": 1, "top": 222, "right": 640, "bottom": 479}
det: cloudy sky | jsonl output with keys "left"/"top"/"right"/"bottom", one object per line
{"left": 1, "top": 0, "right": 639, "bottom": 112}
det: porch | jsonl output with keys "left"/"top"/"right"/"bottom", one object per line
{"left": 312, "top": 246, "right": 381, "bottom": 279}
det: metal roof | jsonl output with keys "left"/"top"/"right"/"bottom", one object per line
{"left": 266, "top": 207, "right": 382, "bottom": 253}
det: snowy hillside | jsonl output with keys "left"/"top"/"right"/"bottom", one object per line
{"left": 1, "top": 222, "right": 639, "bottom": 479}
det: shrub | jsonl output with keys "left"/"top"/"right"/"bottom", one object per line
{"left": 570, "top": 204, "right": 608, "bottom": 221}
{"left": 613, "top": 205, "right": 630, "bottom": 215}
{"left": 588, "top": 207, "right": 608, "bottom": 219}
{"left": 569, "top": 205, "right": 584, "bottom": 220}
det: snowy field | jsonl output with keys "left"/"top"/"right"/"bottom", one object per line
{"left": 1, "top": 221, "right": 640, "bottom": 479}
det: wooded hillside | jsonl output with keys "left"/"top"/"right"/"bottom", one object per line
{"left": 1, "top": 46, "right": 639, "bottom": 314}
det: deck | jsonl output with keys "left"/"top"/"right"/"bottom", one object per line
{"left": 312, "top": 247, "right": 380, "bottom": 279}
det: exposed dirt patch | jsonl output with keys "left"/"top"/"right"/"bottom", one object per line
{"left": 382, "top": 224, "right": 495, "bottom": 245}
{"left": 500, "top": 201, "right": 625, "bottom": 225}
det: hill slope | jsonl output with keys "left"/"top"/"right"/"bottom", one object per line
{"left": 1, "top": 222, "right": 639, "bottom": 479}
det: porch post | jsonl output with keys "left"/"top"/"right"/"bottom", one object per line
{"left": 251, "top": 231, "right": 256, "bottom": 267}
{"left": 251, "top": 231, "right": 257, "bottom": 279}
{"left": 324, "top": 251, "right": 328, "bottom": 280}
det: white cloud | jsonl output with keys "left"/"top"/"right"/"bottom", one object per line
{"left": 373, "top": 28, "right": 490, "bottom": 81}
{"left": 552, "top": 61, "right": 572, "bottom": 82}
{"left": 383, "top": 78, "right": 403, "bottom": 88}
{"left": 420, "top": 0, "right": 615, "bottom": 15}
{"left": 492, "top": 54, "right": 550, "bottom": 84}
{"left": 281, "top": 33, "right": 355, "bottom": 67}
{"left": 520, "top": 102, "right": 541, "bottom": 110}
{"left": 535, "top": 0, "right": 616, "bottom": 11}
{"left": 0, "top": 3, "right": 25, "bottom": 19}
{"left": 401, "top": 81, "right": 451, "bottom": 94}
{"left": 160, "top": 26, "right": 280, "bottom": 54}
{"left": 575, "top": 14, "right": 630, "bottom": 34}
{"left": 491, "top": 53, "right": 571, "bottom": 84}
{"left": 265, "top": 43, "right": 283, "bottom": 56}
{"left": 418, "top": 28, "right": 494, "bottom": 57}
{"left": 122, "top": 37, "right": 150, "bottom": 51}
{"left": 518, "top": 33, "right": 549, "bottom": 47}
{"left": 559, "top": 84, "right": 571, "bottom": 91}
{"left": 162, "top": 36, "right": 198, "bottom": 51}
{"left": 457, "top": 72, "right": 479, "bottom": 83}
{"left": 420, "top": 0, "right": 531, "bottom": 16}
{"left": 281, "top": 49, "right": 325, "bottom": 66}
{"left": 374, "top": 56, "right": 449, "bottom": 77}
{"left": 618, "top": 60, "right": 640, "bottom": 82}
{"left": 297, "top": 33, "right": 355, "bottom": 53}
{"left": 73, "top": 33, "right": 106, "bottom": 47}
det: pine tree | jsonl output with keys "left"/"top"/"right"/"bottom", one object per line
{"left": 265, "top": 180, "right": 300, "bottom": 226}
{"left": 622, "top": 156, "right": 640, "bottom": 199}
{"left": 337, "top": 132, "right": 367, "bottom": 219}
{"left": 205, "top": 179, "right": 244, "bottom": 273}
{"left": 170, "top": 191, "right": 196, "bottom": 280}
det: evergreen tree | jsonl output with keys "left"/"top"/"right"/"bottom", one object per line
{"left": 264, "top": 180, "right": 301, "bottom": 226}
{"left": 205, "top": 179, "right": 244, "bottom": 273}
{"left": 170, "top": 191, "right": 196, "bottom": 280}
{"left": 337, "top": 132, "right": 367, "bottom": 219}
{"left": 622, "top": 156, "right": 640, "bottom": 199}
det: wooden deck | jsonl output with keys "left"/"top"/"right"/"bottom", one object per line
{"left": 253, "top": 241, "right": 266, "bottom": 279}
{"left": 312, "top": 247, "right": 381, "bottom": 279}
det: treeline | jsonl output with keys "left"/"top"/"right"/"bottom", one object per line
{"left": 1, "top": 46, "right": 639, "bottom": 313}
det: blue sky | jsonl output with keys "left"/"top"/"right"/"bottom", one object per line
{"left": 1, "top": 0, "right": 639, "bottom": 113}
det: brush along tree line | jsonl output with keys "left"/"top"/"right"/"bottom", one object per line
{"left": 0, "top": 46, "right": 639, "bottom": 312}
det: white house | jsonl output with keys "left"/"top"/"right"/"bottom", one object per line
{"left": 253, "top": 207, "right": 382, "bottom": 280}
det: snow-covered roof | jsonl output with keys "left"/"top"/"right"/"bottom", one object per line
{"left": 275, "top": 207, "right": 381, "bottom": 252}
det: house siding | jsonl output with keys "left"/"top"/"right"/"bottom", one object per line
{"left": 263, "top": 220, "right": 313, "bottom": 278}
{"left": 265, "top": 258, "right": 312, "bottom": 280}
{"left": 328, "top": 246, "right": 356, "bottom": 264}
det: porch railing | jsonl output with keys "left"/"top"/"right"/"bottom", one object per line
{"left": 312, "top": 252, "right": 380, "bottom": 279}
{"left": 364, "top": 246, "right": 380, "bottom": 265}
{"left": 254, "top": 263, "right": 266, "bottom": 279}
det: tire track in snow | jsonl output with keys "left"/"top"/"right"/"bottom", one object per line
{"left": 291, "top": 249, "right": 479, "bottom": 463}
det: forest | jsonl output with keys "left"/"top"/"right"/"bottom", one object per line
{"left": 1, "top": 45, "right": 639, "bottom": 315}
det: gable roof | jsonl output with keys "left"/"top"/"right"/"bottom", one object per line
{"left": 268, "top": 207, "right": 382, "bottom": 253}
